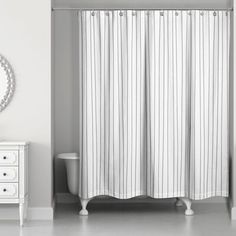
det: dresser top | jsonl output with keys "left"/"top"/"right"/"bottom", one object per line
{"left": 0, "top": 141, "right": 29, "bottom": 146}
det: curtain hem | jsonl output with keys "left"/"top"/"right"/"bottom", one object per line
{"left": 79, "top": 191, "right": 228, "bottom": 200}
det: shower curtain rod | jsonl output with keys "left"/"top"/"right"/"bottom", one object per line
{"left": 52, "top": 7, "right": 233, "bottom": 11}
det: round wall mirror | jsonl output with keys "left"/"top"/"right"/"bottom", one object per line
{"left": 0, "top": 55, "right": 15, "bottom": 112}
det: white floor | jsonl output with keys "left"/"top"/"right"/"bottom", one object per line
{"left": 0, "top": 201, "right": 236, "bottom": 236}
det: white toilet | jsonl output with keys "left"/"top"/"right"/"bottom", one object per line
{"left": 57, "top": 153, "right": 80, "bottom": 195}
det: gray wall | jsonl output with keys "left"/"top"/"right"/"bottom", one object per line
{"left": 54, "top": 10, "right": 79, "bottom": 193}
{"left": 53, "top": 0, "right": 235, "bottom": 207}
{"left": 232, "top": 0, "right": 236, "bottom": 213}
{"left": 54, "top": 0, "right": 232, "bottom": 9}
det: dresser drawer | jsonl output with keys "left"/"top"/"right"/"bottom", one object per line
{"left": 0, "top": 151, "right": 18, "bottom": 165}
{"left": 0, "top": 167, "right": 18, "bottom": 182}
{"left": 0, "top": 183, "right": 18, "bottom": 198}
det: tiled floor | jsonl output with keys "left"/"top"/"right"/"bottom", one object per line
{"left": 0, "top": 201, "right": 236, "bottom": 236}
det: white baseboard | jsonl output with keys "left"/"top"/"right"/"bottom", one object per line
{"left": 0, "top": 205, "right": 54, "bottom": 220}
{"left": 231, "top": 207, "right": 236, "bottom": 220}
{"left": 227, "top": 199, "right": 236, "bottom": 220}
{"left": 55, "top": 193, "right": 227, "bottom": 204}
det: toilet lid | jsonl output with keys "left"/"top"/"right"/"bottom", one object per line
{"left": 57, "top": 153, "right": 80, "bottom": 160}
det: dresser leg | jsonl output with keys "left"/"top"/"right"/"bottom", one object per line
{"left": 19, "top": 203, "right": 24, "bottom": 226}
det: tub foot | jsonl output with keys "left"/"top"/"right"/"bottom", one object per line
{"left": 79, "top": 198, "right": 90, "bottom": 216}
{"left": 181, "top": 198, "right": 194, "bottom": 216}
{"left": 175, "top": 198, "right": 183, "bottom": 207}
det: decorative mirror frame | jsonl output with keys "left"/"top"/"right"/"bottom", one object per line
{"left": 0, "top": 55, "right": 15, "bottom": 112}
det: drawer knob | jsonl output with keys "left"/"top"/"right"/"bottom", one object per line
{"left": 3, "top": 188, "right": 6, "bottom": 192}
{"left": 3, "top": 156, "right": 6, "bottom": 160}
{"left": 3, "top": 173, "right": 6, "bottom": 176}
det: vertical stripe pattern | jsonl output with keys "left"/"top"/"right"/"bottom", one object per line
{"left": 78, "top": 10, "right": 230, "bottom": 200}
{"left": 145, "top": 11, "right": 190, "bottom": 198}
{"left": 190, "top": 11, "right": 230, "bottom": 199}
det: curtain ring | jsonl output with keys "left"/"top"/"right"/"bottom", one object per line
{"left": 188, "top": 11, "right": 192, "bottom": 16}
{"left": 175, "top": 11, "right": 179, "bottom": 16}
{"left": 200, "top": 12, "right": 204, "bottom": 16}
{"left": 91, "top": 11, "right": 95, "bottom": 16}
{"left": 160, "top": 11, "right": 164, "bottom": 16}
{"left": 213, "top": 11, "right": 217, "bottom": 16}
{"left": 119, "top": 11, "right": 123, "bottom": 16}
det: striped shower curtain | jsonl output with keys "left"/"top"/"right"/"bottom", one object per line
{"left": 78, "top": 10, "right": 230, "bottom": 200}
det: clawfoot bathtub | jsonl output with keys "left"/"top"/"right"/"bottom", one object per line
{"left": 57, "top": 153, "right": 194, "bottom": 216}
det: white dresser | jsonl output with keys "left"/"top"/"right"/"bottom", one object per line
{"left": 0, "top": 142, "right": 28, "bottom": 226}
